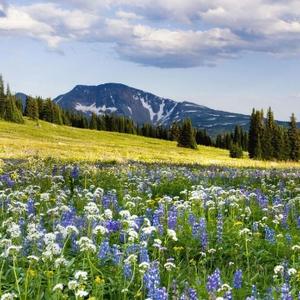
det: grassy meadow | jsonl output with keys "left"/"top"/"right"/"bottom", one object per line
{"left": 0, "top": 119, "right": 299, "bottom": 168}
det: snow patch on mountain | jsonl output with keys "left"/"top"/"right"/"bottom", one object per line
{"left": 156, "top": 101, "right": 166, "bottom": 122}
{"left": 75, "top": 103, "right": 117, "bottom": 115}
{"left": 140, "top": 97, "right": 155, "bottom": 121}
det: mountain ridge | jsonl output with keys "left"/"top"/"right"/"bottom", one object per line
{"left": 52, "top": 83, "right": 253, "bottom": 135}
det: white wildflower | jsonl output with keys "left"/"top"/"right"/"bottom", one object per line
{"left": 7, "top": 223, "right": 21, "bottom": 238}
{"left": 75, "top": 290, "right": 89, "bottom": 298}
{"left": 104, "top": 209, "right": 113, "bottom": 220}
{"left": 274, "top": 265, "right": 284, "bottom": 274}
{"left": 0, "top": 292, "right": 17, "bottom": 300}
{"left": 53, "top": 283, "right": 64, "bottom": 292}
{"left": 288, "top": 268, "right": 297, "bottom": 276}
{"left": 164, "top": 262, "right": 176, "bottom": 271}
{"left": 93, "top": 225, "right": 108, "bottom": 235}
{"left": 167, "top": 229, "right": 178, "bottom": 241}
{"left": 74, "top": 270, "right": 88, "bottom": 281}
{"left": 84, "top": 202, "right": 100, "bottom": 220}
{"left": 76, "top": 237, "right": 96, "bottom": 253}
{"left": 68, "top": 280, "right": 78, "bottom": 290}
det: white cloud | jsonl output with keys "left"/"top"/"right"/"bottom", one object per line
{"left": 2, "top": 0, "right": 300, "bottom": 67}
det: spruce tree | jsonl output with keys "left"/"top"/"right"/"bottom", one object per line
{"left": 288, "top": 113, "right": 300, "bottom": 161}
{"left": 5, "top": 95, "right": 24, "bottom": 123}
{"left": 262, "top": 107, "right": 275, "bottom": 160}
{"left": 25, "top": 97, "right": 39, "bottom": 121}
{"left": 177, "top": 119, "right": 197, "bottom": 149}
{"left": 52, "top": 104, "right": 63, "bottom": 125}
{"left": 0, "top": 75, "right": 6, "bottom": 119}
{"left": 248, "top": 109, "right": 264, "bottom": 159}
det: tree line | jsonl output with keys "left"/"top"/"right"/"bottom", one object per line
{"left": 1, "top": 75, "right": 299, "bottom": 161}
{"left": 248, "top": 108, "right": 299, "bottom": 161}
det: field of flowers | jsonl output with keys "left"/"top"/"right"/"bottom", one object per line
{"left": 0, "top": 159, "right": 299, "bottom": 299}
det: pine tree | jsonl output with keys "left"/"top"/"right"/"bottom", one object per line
{"left": 52, "top": 104, "right": 63, "bottom": 125}
{"left": 5, "top": 95, "right": 24, "bottom": 123}
{"left": 41, "top": 99, "right": 54, "bottom": 123}
{"left": 288, "top": 113, "right": 300, "bottom": 161}
{"left": 262, "top": 107, "right": 275, "bottom": 160}
{"left": 170, "top": 122, "right": 180, "bottom": 141}
{"left": 25, "top": 97, "right": 39, "bottom": 121}
{"left": 248, "top": 109, "right": 264, "bottom": 159}
{"left": 0, "top": 75, "right": 6, "bottom": 119}
{"left": 177, "top": 119, "right": 197, "bottom": 149}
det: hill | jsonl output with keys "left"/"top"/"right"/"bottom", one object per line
{"left": 0, "top": 119, "right": 299, "bottom": 168}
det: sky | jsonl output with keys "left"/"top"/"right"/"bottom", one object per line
{"left": 0, "top": 0, "right": 300, "bottom": 120}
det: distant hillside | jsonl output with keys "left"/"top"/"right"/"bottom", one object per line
{"left": 0, "top": 119, "right": 299, "bottom": 169}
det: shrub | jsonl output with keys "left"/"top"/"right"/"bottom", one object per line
{"left": 229, "top": 144, "right": 243, "bottom": 158}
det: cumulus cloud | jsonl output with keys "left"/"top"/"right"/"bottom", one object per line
{"left": 1, "top": 0, "right": 300, "bottom": 67}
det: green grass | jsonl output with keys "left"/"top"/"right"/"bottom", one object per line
{"left": 0, "top": 118, "right": 299, "bottom": 168}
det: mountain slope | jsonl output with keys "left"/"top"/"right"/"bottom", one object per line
{"left": 1, "top": 118, "right": 299, "bottom": 168}
{"left": 53, "top": 83, "right": 251, "bottom": 134}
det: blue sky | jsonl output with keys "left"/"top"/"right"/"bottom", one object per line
{"left": 0, "top": 0, "right": 300, "bottom": 120}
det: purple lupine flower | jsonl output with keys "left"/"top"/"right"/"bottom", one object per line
{"left": 199, "top": 218, "right": 208, "bottom": 251}
{"left": 126, "top": 244, "right": 140, "bottom": 255}
{"left": 257, "top": 192, "right": 268, "bottom": 209}
{"left": 233, "top": 269, "right": 243, "bottom": 289}
{"left": 144, "top": 262, "right": 160, "bottom": 299}
{"left": 265, "top": 226, "right": 276, "bottom": 244}
{"left": 224, "top": 290, "right": 233, "bottom": 300}
{"left": 283, "top": 261, "right": 290, "bottom": 283}
{"left": 71, "top": 165, "right": 79, "bottom": 179}
{"left": 192, "top": 223, "right": 200, "bottom": 238}
{"left": 105, "top": 220, "right": 120, "bottom": 233}
{"left": 168, "top": 208, "right": 178, "bottom": 230}
{"left": 206, "top": 268, "right": 221, "bottom": 293}
{"left": 189, "top": 213, "right": 196, "bottom": 227}
{"left": 252, "top": 222, "right": 259, "bottom": 232}
{"left": 297, "top": 216, "right": 300, "bottom": 229}
{"left": 154, "top": 287, "right": 168, "bottom": 300}
{"left": 98, "top": 239, "right": 110, "bottom": 260}
{"left": 139, "top": 246, "right": 150, "bottom": 263}
{"left": 102, "top": 195, "right": 111, "bottom": 209}
{"left": 27, "top": 198, "right": 35, "bottom": 216}
{"left": 153, "top": 208, "right": 164, "bottom": 235}
{"left": 111, "top": 244, "right": 122, "bottom": 265}
{"left": 123, "top": 262, "right": 132, "bottom": 280}
{"left": 281, "top": 205, "right": 289, "bottom": 229}
{"left": 281, "top": 283, "right": 292, "bottom": 300}
{"left": 217, "top": 211, "right": 223, "bottom": 244}
{"left": 188, "top": 288, "right": 198, "bottom": 300}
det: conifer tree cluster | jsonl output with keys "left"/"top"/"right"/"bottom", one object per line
{"left": 177, "top": 119, "right": 198, "bottom": 149}
{"left": 248, "top": 108, "right": 300, "bottom": 161}
{"left": 215, "top": 125, "right": 248, "bottom": 151}
{"left": 0, "top": 75, "right": 24, "bottom": 123}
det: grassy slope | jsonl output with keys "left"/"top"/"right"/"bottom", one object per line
{"left": 0, "top": 119, "right": 299, "bottom": 168}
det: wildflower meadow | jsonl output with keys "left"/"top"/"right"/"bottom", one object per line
{"left": 0, "top": 159, "right": 299, "bottom": 299}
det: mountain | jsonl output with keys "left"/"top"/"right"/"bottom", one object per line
{"left": 53, "top": 83, "right": 253, "bottom": 134}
